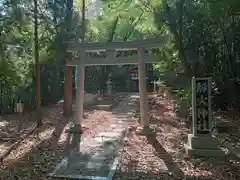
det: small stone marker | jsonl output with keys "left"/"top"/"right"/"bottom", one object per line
{"left": 15, "top": 102, "right": 24, "bottom": 113}
{"left": 156, "top": 78, "right": 165, "bottom": 95}
{"left": 151, "top": 80, "right": 157, "bottom": 93}
{"left": 184, "top": 77, "right": 225, "bottom": 157}
{"left": 106, "top": 80, "right": 113, "bottom": 96}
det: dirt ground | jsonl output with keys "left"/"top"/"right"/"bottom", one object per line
{"left": 114, "top": 96, "right": 240, "bottom": 180}
{"left": 0, "top": 93, "right": 240, "bottom": 180}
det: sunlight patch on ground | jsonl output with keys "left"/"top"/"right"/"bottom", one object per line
{"left": 57, "top": 122, "right": 73, "bottom": 145}
{"left": 5, "top": 126, "right": 56, "bottom": 163}
{"left": 38, "top": 127, "right": 56, "bottom": 140}
{"left": 0, "top": 144, "right": 9, "bottom": 157}
{"left": 0, "top": 120, "right": 9, "bottom": 128}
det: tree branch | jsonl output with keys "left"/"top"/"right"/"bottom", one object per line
{"left": 123, "top": 10, "right": 144, "bottom": 41}
{"left": 163, "top": 0, "right": 191, "bottom": 76}
{"left": 107, "top": 16, "right": 119, "bottom": 42}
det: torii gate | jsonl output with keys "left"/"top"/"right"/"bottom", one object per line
{"left": 66, "top": 36, "right": 168, "bottom": 134}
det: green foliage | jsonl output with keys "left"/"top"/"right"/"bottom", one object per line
{"left": 152, "top": 42, "right": 179, "bottom": 73}
{"left": 0, "top": 0, "right": 67, "bottom": 114}
{"left": 1, "top": 0, "right": 240, "bottom": 113}
{"left": 135, "top": 0, "right": 240, "bottom": 109}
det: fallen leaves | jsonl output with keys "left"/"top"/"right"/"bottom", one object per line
{"left": 113, "top": 95, "right": 240, "bottom": 180}
{"left": 0, "top": 93, "right": 129, "bottom": 180}
{"left": 0, "top": 93, "right": 240, "bottom": 180}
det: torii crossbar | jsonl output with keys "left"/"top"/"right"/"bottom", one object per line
{"left": 67, "top": 36, "right": 168, "bottom": 134}
{"left": 67, "top": 52, "right": 160, "bottom": 66}
{"left": 67, "top": 36, "right": 168, "bottom": 51}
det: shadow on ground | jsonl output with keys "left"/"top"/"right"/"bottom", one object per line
{"left": 113, "top": 129, "right": 218, "bottom": 180}
{"left": 49, "top": 131, "right": 122, "bottom": 178}
{"left": 0, "top": 93, "right": 129, "bottom": 180}
{"left": 146, "top": 133, "right": 184, "bottom": 177}
{"left": 0, "top": 125, "right": 68, "bottom": 179}
{"left": 0, "top": 99, "right": 98, "bottom": 179}
{"left": 1, "top": 93, "right": 240, "bottom": 180}
{"left": 121, "top": 95, "right": 240, "bottom": 180}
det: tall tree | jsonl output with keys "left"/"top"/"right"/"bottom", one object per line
{"left": 63, "top": 0, "right": 74, "bottom": 117}
{"left": 34, "top": 0, "right": 42, "bottom": 127}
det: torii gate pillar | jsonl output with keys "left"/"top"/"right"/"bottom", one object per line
{"left": 136, "top": 48, "right": 152, "bottom": 135}
{"left": 75, "top": 64, "right": 85, "bottom": 132}
{"left": 66, "top": 62, "right": 85, "bottom": 134}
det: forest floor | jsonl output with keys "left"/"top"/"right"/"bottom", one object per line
{"left": 0, "top": 92, "right": 240, "bottom": 180}
{"left": 114, "top": 96, "right": 240, "bottom": 180}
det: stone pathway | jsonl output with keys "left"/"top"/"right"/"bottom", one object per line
{"left": 49, "top": 94, "right": 138, "bottom": 179}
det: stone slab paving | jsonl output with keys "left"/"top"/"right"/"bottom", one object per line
{"left": 48, "top": 93, "right": 138, "bottom": 180}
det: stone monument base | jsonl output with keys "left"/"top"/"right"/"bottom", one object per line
{"left": 184, "top": 134, "right": 225, "bottom": 157}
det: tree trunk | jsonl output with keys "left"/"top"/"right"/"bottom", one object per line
{"left": 163, "top": 0, "right": 191, "bottom": 76}
{"left": 63, "top": 0, "right": 73, "bottom": 117}
{"left": 34, "top": 0, "right": 42, "bottom": 127}
{"left": 100, "top": 16, "right": 119, "bottom": 94}
{"left": 63, "top": 65, "right": 73, "bottom": 117}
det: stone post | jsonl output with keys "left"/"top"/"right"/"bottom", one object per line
{"left": 156, "top": 78, "right": 164, "bottom": 95}
{"left": 184, "top": 77, "right": 224, "bottom": 157}
{"left": 106, "top": 80, "right": 113, "bottom": 96}
{"left": 151, "top": 80, "right": 157, "bottom": 93}
{"left": 15, "top": 102, "right": 24, "bottom": 133}
{"left": 136, "top": 48, "right": 152, "bottom": 135}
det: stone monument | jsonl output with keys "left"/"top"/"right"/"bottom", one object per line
{"left": 184, "top": 77, "right": 225, "bottom": 157}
